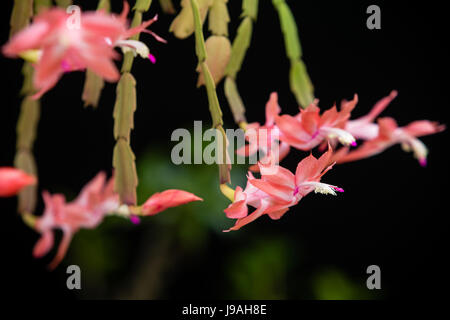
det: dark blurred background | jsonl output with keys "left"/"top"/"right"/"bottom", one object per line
{"left": 0, "top": 0, "right": 448, "bottom": 299}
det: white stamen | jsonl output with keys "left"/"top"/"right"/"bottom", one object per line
{"left": 321, "top": 127, "right": 356, "bottom": 146}
{"left": 115, "top": 40, "right": 150, "bottom": 59}
{"left": 299, "top": 182, "right": 337, "bottom": 196}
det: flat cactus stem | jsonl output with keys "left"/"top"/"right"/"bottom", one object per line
{"left": 223, "top": 0, "right": 259, "bottom": 127}
{"left": 113, "top": 0, "right": 153, "bottom": 205}
{"left": 9, "top": 0, "right": 33, "bottom": 37}
{"left": 272, "top": 0, "right": 314, "bottom": 108}
{"left": 191, "top": 0, "right": 231, "bottom": 184}
{"left": 159, "top": 0, "right": 176, "bottom": 14}
{"left": 82, "top": 0, "right": 111, "bottom": 108}
{"left": 11, "top": 0, "right": 49, "bottom": 215}
{"left": 54, "top": 0, "right": 72, "bottom": 7}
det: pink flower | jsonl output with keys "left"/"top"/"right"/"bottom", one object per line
{"left": 142, "top": 189, "right": 203, "bottom": 215}
{"left": 335, "top": 117, "right": 445, "bottom": 166}
{"left": 236, "top": 92, "right": 291, "bottom": 171}
{"left": 333, "top": 91, "right": 445, "bottom": 166}
{"left": 0, "top": 167, "right": 36, "bottom": 197}
{"left": 224, "top": 145, "right": 342, "bottom": 231}
{"left": 33, "top": 172, "right": 119, "bottom": 269}
{"left": 32, "top": 172, "right": 202, "bottom": 269}
{"left": 3, "top": 2, "right": 164, "bottom": 99}
{"left": 275, "top": 96, "right": 358, "bottom": 151}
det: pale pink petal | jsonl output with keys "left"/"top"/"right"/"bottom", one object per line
{"left": 142, "top": 189, "right": 203, "bottom": 215}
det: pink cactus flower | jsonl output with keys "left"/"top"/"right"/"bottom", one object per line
{"left": 275, "top": 95, "right": 358, "bottom": 151}
{"left": 2, "top": 2, "right": 164, "bottom": 99}
{"left": 334, "top": 117, "right": 445, "bottom": 166}
{"left": 224, "top": 145, "right": 343, "bottom": 232}
{"left": 332, "top": 91, "right": 445, "bottom": 165}
{"left": 33, "top": 172, "right": 120, "bottom": 269}
{"left": 0, "top": 167, "right": 36, "bottom": 197}
{"left": 33, "top": 172, "right": 202, "bottom": 269}
{"left": 236, "top": 92, "right": 291, "bottom": 171}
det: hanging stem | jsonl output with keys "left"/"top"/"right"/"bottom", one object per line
{"left": 191, "top": 0, "right": 231, "bottom": 185}
{"left": 223, "top": 0, "right": 258, "bottom": 129}
{"left": 10, "top": 0, "right": 42, "bottom": 216}
{"left": 272, "top": 0, "right": 314, "bottom": 109}
{"left": 113, "top": 0, "right": 152, "bottom": 205}
{"left": 82, "top": 0, "right": 111, "bottom": 108}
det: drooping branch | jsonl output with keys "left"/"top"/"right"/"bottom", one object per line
{"left": 82, "top": 0, "right": 111, "bottom": 108}
{"left": 223, "top": 0, "right": 259, "bottom": 129}
{"left": 191, "top": 0, "right": 231, "bottom": 184}
{"left": 112, "top": 0, "right": 153, "bottom": 205}
{"left": 272, "top": 0, "right": 314, "bottom": 109}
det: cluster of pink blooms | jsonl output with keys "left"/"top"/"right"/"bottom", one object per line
{"left": 226, "top": 91, "right": 444, "bottom": 231}
{"left": 3, "top": 2, "right": 164, "bottom": 99}
{"left": 0, "top": 4, "right": 445, "bottom": 267}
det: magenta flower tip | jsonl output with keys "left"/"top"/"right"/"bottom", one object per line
{"left": 419, "top": 158, "right": 427, "bottom": 167}
{"left": 334, "top": 187, "right": 345, "bottom": 192}
{"left": 130, "top": 215, "right": 141, "bottom": 225}
{"left": 148, "top": 53, "right": 156, "bottom": 64}
{"left": 351, "top": 141, "right": 357, "bottom": 147}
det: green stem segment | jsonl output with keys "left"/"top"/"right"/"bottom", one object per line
{"left": 224, "top": 0, "right": 259, "bottom": 127}
{"left": 272, "top": 0, "right": 314, "bottom": 108}
{"left": 113, "top": 0, "right": 152, "bottom": 205}
{"left": 191, "top": 0, "right": 230, "bottom": 184}
{"left": 10, "top": 0, "right": 43, "bottom": 215}
{"left": 82, "top": 0, "right": 110, "bottom": 108}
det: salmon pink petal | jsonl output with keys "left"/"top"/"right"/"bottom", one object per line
{"left": 259, "top": 164, "right": 295, "bottom": 189}
{"left": 268, "top": 208, "right": 289, "bottom": 220}
{"left": 377, "top": 117, "right": 398, "bottom": 140}
{"left": 265, "top": 92, "right": 281, "bottom": 126}
{"left": 224, "top": 200, "right": 248, "bottom": 219}
{"left": 363, "top": 90, "right": 398, "bottom": 122}
{"left": 0, "top": 167, "right": 36, "bottom": 197}
{"left": 2, "top": 22, "right": 49, "bottom": 57}
{"left": 402, "top": 120, "right": 445, "bottom": 137}
{"left": 33, "top": 231, "right": 54, "bottom": 258}
{"left": 249, "top": 179, "right": 293, "bottom": 203}
{"left": 295, "top": 154, "right": 319, "bottom": 185}
{"left": 142, "top": 189, "right": 203, "bottom": 216}
{"left": 224, "top": 202, "right": 269, "bottom": 232}
{"left": 48, "top": 230, "right": 73, "bottom": 270}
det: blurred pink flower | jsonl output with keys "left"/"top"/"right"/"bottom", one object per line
{"left": 236, "top": 92, "right": 290, "bottom": 171}
{"left": 332, "top": 91, "right": 445, "bottom": 165}
{"left": 0, "top": 167, "right": 36, "bottom": 197}
{"left": 33, "top": 172, "right": 119, "bottom": 269}
{"left": 224, "top": 145, "right": 342, "bottom": 231}
{"left": 2, "top": 2, "right": 164, "bottom": 98}
{"left": 33, "top": 172, "right": 202, "bottom": 269}
{"left": 275, "top": 96, "right": 357, "bottom": 151}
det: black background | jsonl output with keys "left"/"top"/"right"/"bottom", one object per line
{"left": 0, "top": 0, "right": 448, "bottom": 300}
